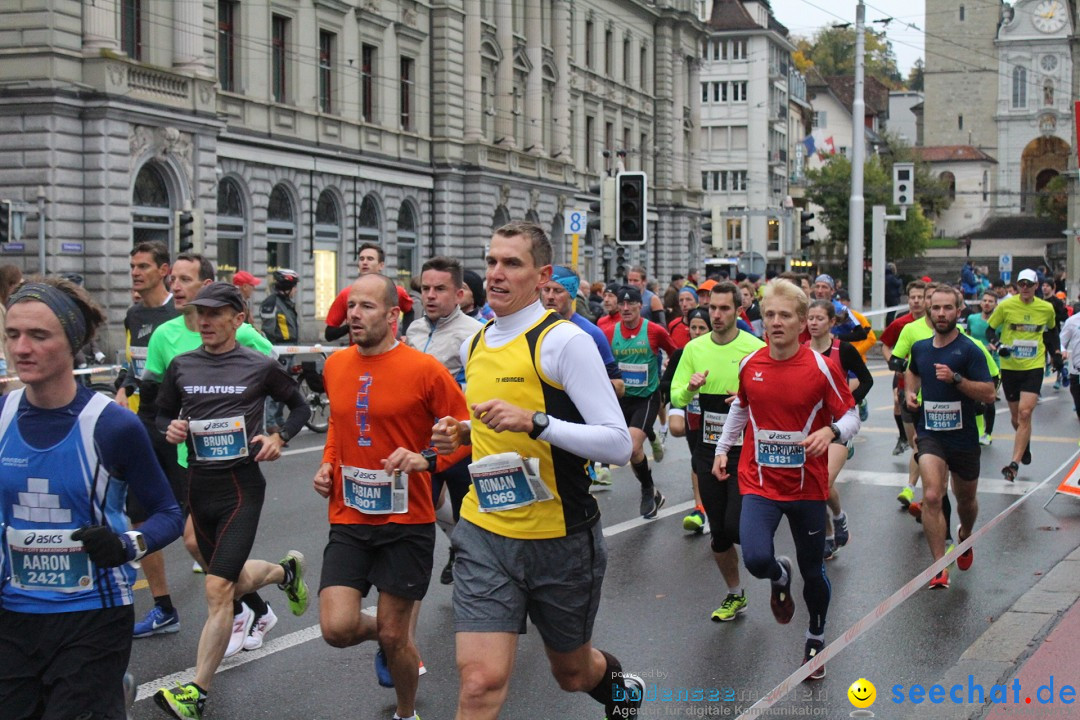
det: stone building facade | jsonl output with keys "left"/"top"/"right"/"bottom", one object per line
{"left": 0, "top": 0, "right": 705, "bottom": 348}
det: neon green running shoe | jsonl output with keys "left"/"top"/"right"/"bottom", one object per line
{"left": 682, "top": 509, "right": 705, "bottom": 533}
{"left": 945, "top": 542, "right": 956, "bottom": 569}
{"left": 154, "top": 683, "right": 205, "bottom": 719}
{"left": 896, "top": 485, "right": 914, "bottom": 509}
{"left": 710, "top": 592, "right": 748, "bottom": 622}
{"left": 278, "top": 550, "right": 309, "bottom": 616}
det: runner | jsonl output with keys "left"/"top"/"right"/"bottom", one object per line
{"left": 541, "top": 266, "right": 625, "bottom": 488}
{"left": 660, "top": 307, "right": 712, "bottom": 532}
{"left": 667, "top": 286, "right": 700, "bottom": 348}
{"left": 965, "top": 291, "right": 1000, "bottom": 445}
{"left": 315, "top": 273, "right": 470, "bottom": 719}
{"left": 0, "top": 276, "right": 183, "bottom": 719}
{"left": 404, "top": 256, "right": 482, "bottom": 585}
{"left": 430, "top": 221, "right": 642, "bottom": 720}
{"left": 986, "top": 268, "right": 1059, "bottom": 481}
{"left": 712, "top": 279, "right": 860, "bottom": 680}
{"left": 670, "top": 282, "right": 765, "bottom": 619}
{"left": 881, "top": 280, "right": 927, "bottom": 458}
{"left": 905, "top": 286, "right": 996, "bottom": 589}
{"left": 603, "top": 284, "right": 679, "bottom": 518}
{"left": 596, "top": 283, "right": 620, "bottom": 336}
{"left": 805, "top": 300, "right": 874, "bottom": 560}
{"left": 152, "top": 283, "right": 311, "bottom": 720}
{"left": 628, "top": 267, "right": 669, "bottom": 453}
{"left": 139, "top": 253, "right": 278, "bottom": 651}
{"left": 325, "top": 242, "right": 413, "bottom": 341}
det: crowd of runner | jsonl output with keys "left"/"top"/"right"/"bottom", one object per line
{"left": 0, "top": 228, "right": 1074, "bottom": 719}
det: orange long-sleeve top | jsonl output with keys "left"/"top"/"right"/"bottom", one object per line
{"left": 321, "top": 342, "right": 470, "bottom": 526}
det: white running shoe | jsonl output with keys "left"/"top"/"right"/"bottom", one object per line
{"left": 224, "top": 603, "right": 254, "bottom": 658}
{"left": 243, "top": 604, "right": 278, "bottom": 651}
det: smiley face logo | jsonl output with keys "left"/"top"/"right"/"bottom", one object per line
{"left": 848, "top": 678, "right": 876, "bottom": 708}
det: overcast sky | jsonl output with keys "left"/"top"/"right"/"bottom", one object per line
{"left": 765, "top": 0, "right": 925, "bottom": 75}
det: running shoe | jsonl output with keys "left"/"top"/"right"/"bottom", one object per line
{"left": 956, "top": 532, "right": 973, "bottom": 571}
{"left": 847, "top": 440, "right": 855, "bottom": 460}
{"left": 1054, "top": 378, "right": 1062, "bottom": 390}
{"left": 858, "top": 398, "right": 869, "bottom": 422}
{"left": 769, "top": 556, "right": 795, "bottom": 624}
{"left": 929, "top": 569, "right": 950, "bottom": 589}
{"left": 1022, "top": 444, "right": 1032, "bottom": 465}
{"left": 243, "top": 603, "right": 278, "bottom": 651}
{"left": 979, "top": 434, "right": 992, "bottom": 446}
{"left": 440, "top": 549, "right": 456, "bottom": 585}
{"left": 192, "top": 560, "right": 204, "bottom": 573}
{"left": 375, "top": 645, "right": 394, "bottom": 688}
{"left": 224, "top": 603, "right": 254, "bottom": 658}
{"left": 822, "top": 538, "right": 836, "bottom": 561}
{"left": 908, "top": 501, "right": 922, "bottom": 522}
{"left": 594, "top": 465, "right": 613, "bottom": 485}
{"left": 641, "top": 489, "right": 665, "bottom": 519}
{"left": 418, "top": 660, "right": 427, "bottom": 677}
{"left": 134, "top": 605, "right": 180, "bottom": 638}
{"left": 154, "top": 683, "right": 205, "bottom": 719}
{"left": 278, "top": 550, "right": 309, "bottom": 616}
{"left": 1002, "top": 462, "right": 1018, "bottom": 482}
{"left": 896, "top": 485, "right": 914, "bottom": 509}
{"left": 802, "top": 639, "right": 826, "bottom": 681}
{"left": 891, "top": 438, "right": 908, "bottom": 456}
{"left": 650, "top": 436, "right": 665, "bottom": 462}
{"left": 683, "top": 509, "right": 706, "bottom": 533}
{"left": 945, "top": 542, "right": 956, "bottom": 566}
{"left": 833, "top": 514, "right": 850, "bottom": 547}
{"left": 710, "top": 592, "right": 748, "bottom": 622}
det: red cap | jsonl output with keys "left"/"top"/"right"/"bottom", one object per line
{"left": 232, "top": 270, "right": 262, "bottom": 287}
{"left": 920, "top": 275, "right": 932, "bottom": 283}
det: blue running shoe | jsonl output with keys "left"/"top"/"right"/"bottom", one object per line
{"left": 833, "top": 514, "right": 850, "bottom": 547}
{"left": 375, "top": 645, "right": 394, "bottom": 688}
{"left": 134, "top": 605, "right": 180, "bottom": 638}
{"left": 858, "top": 398, "right": 869, "bottom": 422}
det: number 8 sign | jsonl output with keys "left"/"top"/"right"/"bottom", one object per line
{"left": 563, "top": 209, "right": 587, "bottom": 235}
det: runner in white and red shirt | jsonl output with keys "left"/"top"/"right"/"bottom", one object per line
{"left": 711, "top": 279, "right": 859, "bottom": 681}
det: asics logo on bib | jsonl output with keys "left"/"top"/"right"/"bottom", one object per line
{"left": 202, "top": 419, "right": 235, "bottom": 431}
{"left": 23, "top": 533, "right": 66, "bottom": 545}
{"left": 182, "top": 385, "right": 248, "bottom": 394}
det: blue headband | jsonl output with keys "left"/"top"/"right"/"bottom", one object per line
{"left": 8, "top": 282, "right": 88, "bottom": 353}
{"left": 551, "top": 266, "right": 580, "bottom": 299}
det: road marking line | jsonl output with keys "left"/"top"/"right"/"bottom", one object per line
{"left": 838, "top": 469, "right": 1038, "bottom": 496}
{"left": 857, "top": 424, "right": 1076, "bottom": 444}
{"left": 135, "top": 499, "right": 695, "bottom": 702}
{"left": 280, "top": 445, "right": 325, "bottom": 457}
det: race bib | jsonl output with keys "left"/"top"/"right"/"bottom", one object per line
{"left": 342, "top": 466, "right": 408, "bottom": 515}
{"left": 1011, "top": 340, "right": 1038, "bottom": 359}
{"left": 755, "top": 429, "right": 806, "bottom": 468}
{"left": 687, "top": 396, "right": 701, "bottom": 416}
{"left": 189, "top": 416, "right": 248, "bottom": 461}
{"left": 468, "top": 452, "right": 553, "bottom": 512}
{"left": 6, "top": 527, "right": 93, "bottom": 593}
{"left": 702, "top": 411, "right": 728, "bottom": 445}
{"left": 618, "top": 362, "right": 649, "bottom": 388}
{"left": 924, "top": 401, "right": 962, "bottom": 431}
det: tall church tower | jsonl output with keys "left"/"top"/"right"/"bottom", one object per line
{"left": 922, "top": 0, "right": 1003, "bottom": 150}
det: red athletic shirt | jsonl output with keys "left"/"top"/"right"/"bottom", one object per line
{"left": 667, "top": 317, "right": 691, "bottom": 349}
{"left": 597, "top": 313, "right": 618, "bottom": 336}
{"left": 602, "top": 318, "right": 679, "bottom": 356}
{"left": 321, "top": 343, "right": 470, "bottom": 526}
{"left": 880, "top": 312, "right": 915, "bottom": 349}
{"left": 735, "top": 345, "right": 855, "bottom": 502}
{"left": 325, "top": 284, "right": 414, "bottom": 330}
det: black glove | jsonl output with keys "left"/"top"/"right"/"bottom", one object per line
{"left": 887, "top": 355, "right": 908, "bottom": 373}
{"left": 71, "top": 525, "right": 129, "bottom": 568}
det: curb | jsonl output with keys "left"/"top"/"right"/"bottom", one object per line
{"left": 917, "top": 542, "right": 1080, "bottom": 719}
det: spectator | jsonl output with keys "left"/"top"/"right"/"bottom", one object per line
{"left": 0, "top": 264, "right": 23, "bottom": 391}
{"left": 663, "top": 274, "right": 685, "bottom": 320}
{"left": 231, "top": 270, "right": 262, "bottom": 326}
{"left": 961, "top": 260, "right": 979, "bottom": 299}
{"left": 460, "top": 269, "right": 493, "bottom": 322}
{"left": 885, "top": 262, "right": 903, "bottom": 324}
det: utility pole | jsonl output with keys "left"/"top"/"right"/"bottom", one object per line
{"left": 848, "top": 1, "right": 866, "bottom": 310}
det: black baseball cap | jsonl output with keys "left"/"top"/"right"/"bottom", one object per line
{"left": 189, "top": 282, "right": 245, "bottom": 312}
{"left": 616, "top": 286, "right": 642, "bottom": 304}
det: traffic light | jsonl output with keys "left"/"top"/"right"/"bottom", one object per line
{"left": 176, "top": 209, "right": 203, "bottom": 253}
{"left": 615, "top": 171, "right": 647, "bottom": 245}
{"left": 588, "top": 177, "right": 617, "bottom": 240}
{"left": 701, "top": 206, "right": 722, "bottom": 248}
{"left": 0, "top": 200, "right": 10, "bottom": 244}
{"left": 615, "top": 245, "right": 627, "bottom": 281}
{"left": 893, "top": 162, "right": 914, "bottom": 206}
{"left": 800, "top": 210, "right": 815, "bottom": 249}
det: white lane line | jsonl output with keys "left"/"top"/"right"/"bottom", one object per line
{"left": 280, "top": 444, "right": 325, "bottom": 457}
{"left": 838, "top": 469, "right": 1039, "bottom": 496}
{"left": 135, "top": 499, "right": 694, "bottom": 702}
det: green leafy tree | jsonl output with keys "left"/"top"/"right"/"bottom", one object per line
{"left": 906, "top": 59, "right": 924, "bottom": 92}
{"left": 793, "top": 28, "right": 903, "bottom": 88}
{"left": 885, "top": 133, "right": 953, "bottom": 220}
{"left": 805, "top": 153, "right": 932, "bottom": 260}
{"left": 1035, "top": 175, "right": 1068, "bottom": 224}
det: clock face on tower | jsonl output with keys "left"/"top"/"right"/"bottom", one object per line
{"left": 1032, "top": 0, "right": 1068, "bottom": 33}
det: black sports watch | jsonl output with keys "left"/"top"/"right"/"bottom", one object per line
{"left": 829, "top": 423, "right": 841, "bottom": 441}
{"left": 277, "top": 427, "right": 292, "bottom": 443}
{"left": 952, "top": 372, "right": 963, "bottom": 385}
{"left": 421, "top": 449, "right": 438, "bottom": 474}
{"left": 528, "top": 412, "right": 549, "bottom": 439}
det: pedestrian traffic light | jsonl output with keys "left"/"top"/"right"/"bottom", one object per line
{"left": 893, "top": 162, "right": 914, "bottom": 207}
{"left": 800, "top": 210, "right": 815, "bottom": 249}
{"left": 701, "top": 206, "right": 722, "bottom": 248}
{"left": 615, "top": 172, "right": 647, "bottom": 245}
{"left": 0, "top": 200, "right": 10, "bottom": 244}
{"left": 176, "top": 209, "right": 203, "bottom": 253}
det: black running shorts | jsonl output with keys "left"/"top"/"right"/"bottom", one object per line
{"left": 188, "top": 462, "right": 265, "bottom": 582}
{"left": 619, "top": 392, "right": 661, "bottom": 432}
{"left": 319, "top": 522, "right": 436, "bottom": 601}
{"left": 1001, "top": 368, "right": 1043, "bottom": 403}
{"left": 914, "top": 433, "right": 980, "bottom": 482}
{"left": 693, "top": 446, "right": 742, "bottom": 553}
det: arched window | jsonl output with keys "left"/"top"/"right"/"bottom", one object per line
{"left": 1012, "top": 65, "right": 1028, "bottom": 108}
{"left": 492, "top": 205, "right": 511, "bottom": 231}
{"left": 267, "top": 184, "right": 295, "bottom": 271}
{"left": 132, "top": 163, "right": 172, "bottom": 247}
{"left": 315, "top": 189, "right": 340, "bottom": 241}
{"left": 396, "top": 203, "right": 419, "bottom": 285}
{"left": 356, "top": 194, "right": 381, "bottom": 259}
{"left": 940, "top": 171, "right": 956, "bottom": 202}
{"left": 314, "top": 189, "right": 341, "bottom": 317}
{"left": 216, "top": 178, "right": 247, "bottom": 280}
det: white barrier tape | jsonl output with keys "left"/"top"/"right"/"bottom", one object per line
{"left": 738, "top": 448, "right": 1080, "bottom": 717}
{"left": 270, "top": 344, "right": 337, "bottom": 355}
{"left": 860, "top": 299, "right": 979, "bottom": 320}
{"left": 0, "top": 364, "right": 123, "bottom": 384}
